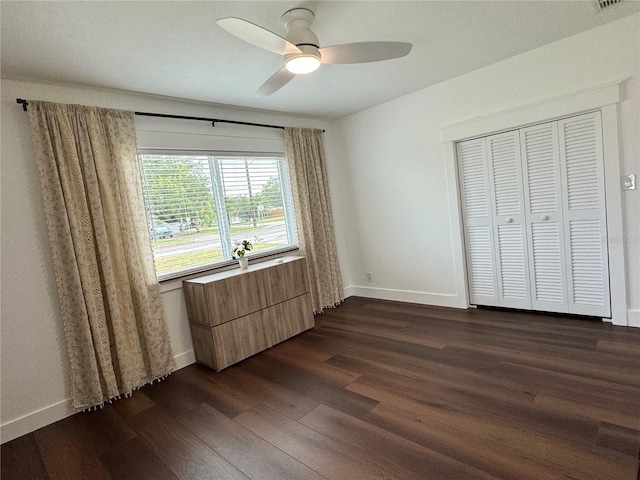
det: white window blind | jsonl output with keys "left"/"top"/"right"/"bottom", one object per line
{"left": 139, "top": 152, "right": 298, "bottom": 280}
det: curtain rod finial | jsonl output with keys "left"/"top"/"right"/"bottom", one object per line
{"left": 16, "top": 98, "right": 29, "bottom": 111}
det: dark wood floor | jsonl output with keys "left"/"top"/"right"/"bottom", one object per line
{"left": 3, "top": 297, "right": 640, "bottom": 480}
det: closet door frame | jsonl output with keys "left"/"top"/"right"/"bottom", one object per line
{"left": 442, "top": 82, "right": 628, "bottom": 326}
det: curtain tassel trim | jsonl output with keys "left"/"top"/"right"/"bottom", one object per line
{"left": 313, "top": 299, "right": 344, "bottom": 315}
{"left": 78, "top": 372, "right": 173, "bottom": 413}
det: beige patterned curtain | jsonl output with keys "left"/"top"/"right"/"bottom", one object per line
{"left": 27, "top": 101, "right": 175, "bottom": 410}
{"left": 284, "top": 128, "right": 344, "bottom": 313}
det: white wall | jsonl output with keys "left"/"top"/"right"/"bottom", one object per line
{"left": 329, "top": 14, "right": 639, "bottom": 319}
{"left": 0, "top": 79, "right": 331, "bottom": 442}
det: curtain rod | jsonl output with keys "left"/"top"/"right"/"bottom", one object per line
{"left": 16, "top": 98, "right": 288, "bottom": 131}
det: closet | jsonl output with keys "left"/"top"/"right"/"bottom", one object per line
{"left": 458, "top": 111, "right": 611, "bottom": 317}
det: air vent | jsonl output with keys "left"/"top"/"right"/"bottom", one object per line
{"left": 594, "top": 0, "right": 623, "bottom": 11}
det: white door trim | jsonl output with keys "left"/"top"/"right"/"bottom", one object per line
{"left": 441, "top": 81, "right": 628, "bottom": 326}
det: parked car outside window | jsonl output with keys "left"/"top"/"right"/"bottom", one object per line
{"left": 151, "top": 224, "right": 173, "bottom": 239}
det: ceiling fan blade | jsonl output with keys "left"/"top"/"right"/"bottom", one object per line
{"left": 319, "top": 42, "right": 412, "bottom": 64}
{"left": 217, "top": 17, "right": 301, "bottom": 55}
{"left": 256, "top": 67, "right": 296, "bottom": 97}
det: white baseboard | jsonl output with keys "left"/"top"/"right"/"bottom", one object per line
{"left": 0, "top": 349, "right": 196, "bottom": 444}
{"left": 0, "top": 397, "right": 75, "bottom": 445}
{"left": 344, "top": 285, "right": 465, "bottom": 309}
{"left": 174, "top": 349, "right": 196, "bottom": 369}
{"left": 628, "top": 310, "right": 640, "bottom": 328}
{"left": 344, "top": 287, "right": 640, "bottom": 329}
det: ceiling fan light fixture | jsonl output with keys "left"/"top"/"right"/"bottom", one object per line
{"left": 285, "top": 54, "right": 320, "bottom": 74}
{"left": 217, "top": 8, "right": 413, "bottom": 96}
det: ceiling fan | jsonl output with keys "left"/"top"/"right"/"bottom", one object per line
{"left": 217, "top": 8, "right": 412, "bottom": 97}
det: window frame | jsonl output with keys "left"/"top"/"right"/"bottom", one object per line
{"left": 138, "top": 149, "right": 299, "bottom": 281}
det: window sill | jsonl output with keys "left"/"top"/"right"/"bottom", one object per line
{"left": 158, "top": 246, "right": 300, "bottom": 293}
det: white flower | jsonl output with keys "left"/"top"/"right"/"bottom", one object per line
{"left": 233, "top": 240, "right": 253, "bottom": 259}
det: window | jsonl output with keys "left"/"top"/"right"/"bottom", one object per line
{"left": 139, "top": 152, "right": 298, "bottom": 280}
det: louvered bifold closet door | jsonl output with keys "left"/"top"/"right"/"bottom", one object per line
{"left": 487, "top": 131, "right": 532, "bottom": 310}
{"left": 520, "top": 123, "right": 569, "bottom": 313}
{"left": 558, "top": 112, "right": 611, "bottom": 317}
{"left": 457, "top": 138, "right": 499, "bottom": 306}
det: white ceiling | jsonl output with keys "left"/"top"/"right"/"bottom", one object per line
{"left": 2, "top": 1, "right": 638, "bottom": 120}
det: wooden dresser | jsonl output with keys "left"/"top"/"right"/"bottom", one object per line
{"left": 183, "top": 256, "right": 315, "bottom": 371}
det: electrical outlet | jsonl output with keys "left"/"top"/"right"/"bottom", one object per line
{"left": 365, "top": 272, "right": 373, "bottom": 282}
{"left": 623, "top": 173, "right": 636, "bottom": 190}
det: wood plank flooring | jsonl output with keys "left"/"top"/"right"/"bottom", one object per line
{"left": 3, "top": 297, "right": 640, "bottom": 479}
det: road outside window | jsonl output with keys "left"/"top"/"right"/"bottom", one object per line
{"left": 139, "top": 153, "right": 298, "bottom": 279}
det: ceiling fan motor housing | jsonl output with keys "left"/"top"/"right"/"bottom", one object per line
{"left": 282, "top": 8, "right": 321, "bottom": 69}
{"left": 282, "top": 8, "right": 319, "bottom": 48}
